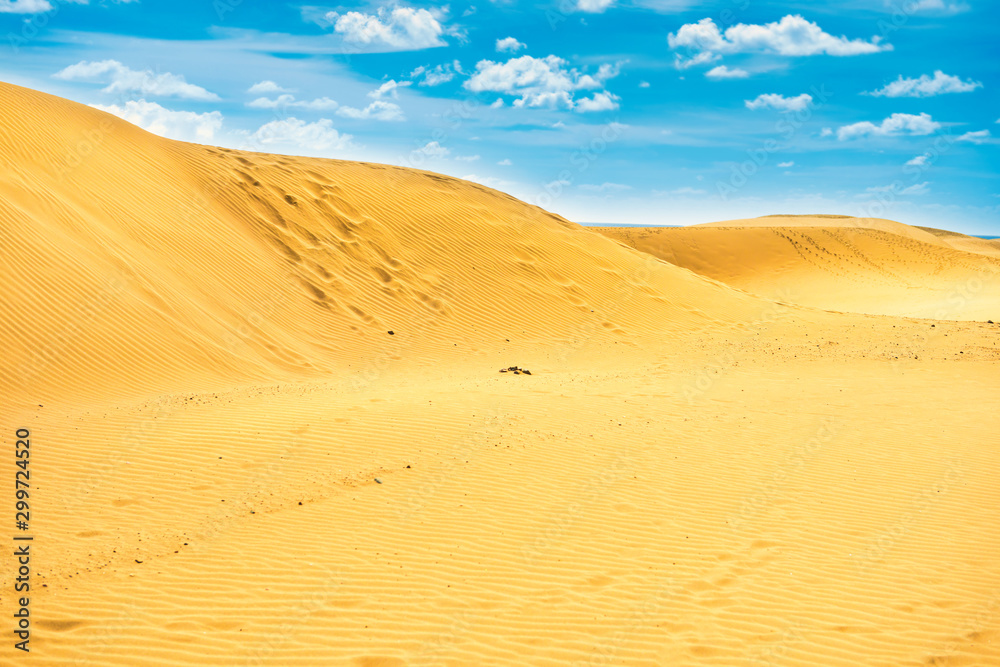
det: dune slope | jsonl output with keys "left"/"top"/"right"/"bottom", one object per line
{"left": 596, "top": 219, "right": 1000, "bottom": 320}
{"left": 2, "top": 84, "right": 1000, "bottom": 667}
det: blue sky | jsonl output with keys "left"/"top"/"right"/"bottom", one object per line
{"left": 2, "top": 0, "right": 998, "bottom": 233}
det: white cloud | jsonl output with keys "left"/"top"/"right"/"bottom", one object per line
{"left": 572, "top": 0, "right": 695, "bottom": 12}
{"left": 579, "top": 182, "right": 632, "bottom": 193}
{"left": 904, "top": 0, "right": 969, "bottom": 14}
{"left": 248, "top": 80, "right": 291, "bottom": 94}
{"left": 867, "top": 70, "right": 982, "bottom": 97}
{"left": 820, "top": 127, "right": 833, "bottom": 137}
{"left": 496, "top": 37, "right": 526, "bottom": 53}
{"left": 497, "top": 158, "right": 512, "bottom": 166}
{"left": 336, "top": 100, "right": 405, "bottom": 121}
{"left": 369, "top": 79, "right": 412, "bottom": 99}
{"left": 454, "top": 154, "right": 480, "bottom": 161}
{"left": 668, "top": 186, "right": 707, "bottom": 195}
{"left": 489, "top": 98, "right": 504, "bottom": 108}
{"left": 705, "top": 65, "right": 749, "bottom": 80}
{"left": 91, "top": 100, "right": 223, "bottom": 142}
{"left": 576, "top": 0, "right": 615, "bottom": 12}
{"left": 54, "top": 60, "right": 219, "bottom": 101}
{"left": 252, "top": 117, "right": 353, "bottom": 151}
{"left": 745, "top": 93, "right": 813, "bottom": 112}
{"left": 574, "top": 91, "right": 620, "bottom": 113}
{"left": 669, "top": 15, "right": 891, "bottom": 68}
{"left": 777, "top": 161, "right": 794, "bottom": 168}
{"left": 639, "top": 81, "right": 651, "bottom": 88}
{"left": 836, "top": 113, "right": 940, "bottom": 140}
{"left": 0, "top": 0, "right": 53, "bottom": 13}
{"left": 247, "top": 94, "right": 339, "bottom": 110}
{"left": 325, "top": 6, "right": 449, "bottom": 51}
{"left": 413, "top": 141, "right": 449, "bottom": 158}
{"left": 905, "top": 154, "right": 930, "bottom": 167}
{"left": 957, "top": 130, "right": 992, "bottom": 145}
{"left": 464, "top": 55, "right": 620, "bottom": 111}
{"left": 410, "top": 61, "right": 462, "bottom": 86}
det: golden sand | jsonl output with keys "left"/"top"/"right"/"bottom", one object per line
{"left": 2, "top": 82, "right": 999, "bottom": 665}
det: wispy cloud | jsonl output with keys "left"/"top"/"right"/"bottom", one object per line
{"left": 836, "top": 113, "right": 940, "bottom": 140}
{"left": 579, "top": 182, "right": 632, "bottom": 193}
{"left": 957, "top": 130, "right": 994, "bottom": 145}
{"left": 867, "top": 181, "right": 930, "bottom": 195}
{"left": 866, "top": 70, "right": 982, "bottom": 97}
{"left": 0, "top": 0, "right": 56, "bottom": 13}
{"left": 247, "top": 80, "right": 291, "bottom": 94}
{"left": 745, "top": 93, "right": 813, "bottom": 112}
{"left": 247, "top": 94, "right": 339, "bottom": 111}
{"left": 705, "top": 65, "right": 749, "bottom": 80}
{"left": 410, "top": 61, "right": 463, "bottom": 86}
{"left": 337, "top": 100, "right": 405, "bottom": 121}
{"left": 902, "top": 0, "right": 969, "bottom": 15}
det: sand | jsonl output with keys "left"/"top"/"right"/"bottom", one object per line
{"left": 2, "top": 82, "right": 1000, "bottom": 666}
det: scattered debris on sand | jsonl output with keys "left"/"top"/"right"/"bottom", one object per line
{"left": 500, "top": 366, "right": 531, "bottom": 375}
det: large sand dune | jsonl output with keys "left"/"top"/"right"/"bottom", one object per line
{"left": 596, "top": 219, "right": 1000, "bottom": 320}
{"left": 2, "top": 82, "right": 1000, "bottom": 666}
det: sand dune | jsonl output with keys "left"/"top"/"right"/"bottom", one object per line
{"left": 597, "top": 218, "right": 1000, "bottom": 320}
{"left": 3, "top": 82, "right": 1000, "bottom": 666}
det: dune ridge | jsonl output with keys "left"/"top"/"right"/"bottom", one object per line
{"left": 596, "top": 219, "right": 1000, "bottom": 320}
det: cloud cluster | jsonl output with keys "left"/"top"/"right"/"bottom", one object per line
{"left": 410, "top": 61, "right": 463, "bottom": 86}
{"left": 252, "top": 118, "right": 353, "bottom": 151}
{"left": 247, "top": 94, "right": 339, "bottom": 111}
{"left": 745, "top": 93, "right": 813, "bottom": 112}
{"left": 54, "top": 60, "right": 219, "bottom": 101}
{"left": 705, "top": 65, "right": 749, "bottom": 80}
{"left": 575, "top": 0, "right": 614, "bottom": 12}
{"left": 464, "top": 55, "right": 621, "bottom": 112}
{"left": 669, "top": 15, "right": 891, "bottom": 68}
{"left": 369, "top": 79, "right": 411, "bottom": 99}
{"left": 866, "top": 70, "right": 982, "bottom": 97}
{"left": 325, "top": 6, "right": 449, "bottom": 51}
{"left": 91, "top": 100, "right": 223, "bottom": 142}
{"left": 836, "top": 112, "right": 940, "bottom": 140}
{"left": 495, "top": 37, "right": 526, "bottom": 53}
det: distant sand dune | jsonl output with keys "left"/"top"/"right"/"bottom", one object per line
{"left": 2, "top": 83, "right": 1000, "bottom": 666}
{"left": 597, "top": 218, "right": 1000, "bottom": 320}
